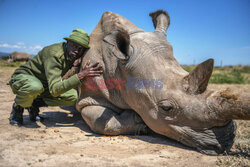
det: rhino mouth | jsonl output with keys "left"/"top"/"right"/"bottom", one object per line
{"left": 172, "top": 120, "right": 237, "bottom": 155}
{"left": 194, "top": 120, "right": 237, "bottom": 155}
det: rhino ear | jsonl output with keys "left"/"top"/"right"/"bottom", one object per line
{"left": 183, "top": 59, "right": 214, "bottom": 94}
{"left": 104, "top": 29, "right": 130, "bottom": 60}
{"left": 150, "top": 10, "right": 170, "bottom": 40}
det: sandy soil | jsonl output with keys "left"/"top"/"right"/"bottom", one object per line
{"left": 0, "top": 67, "right": 249, "bottom": 167}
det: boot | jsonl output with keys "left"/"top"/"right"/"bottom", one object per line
{"left": 27, "top": 98, "right": 47, "bottom": 122}
{"left": 9, "top": 102, "right": 24, "bottom": 126}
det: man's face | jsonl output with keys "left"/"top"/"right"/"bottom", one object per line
{"left": 67, "top": 40, "right": 86, "bottom": 61}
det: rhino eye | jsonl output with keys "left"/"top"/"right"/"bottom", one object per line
{"left": 158, "top": 99, "right": 178, "bottom": 120}
{"left": 160, "top": 106, "right": 173, "bottom": 112}
{"left": 158, "top": 100, "right": 173, "bottom": 111}
{"left": 159, "top": 105, "right": 176, "bottom": 120}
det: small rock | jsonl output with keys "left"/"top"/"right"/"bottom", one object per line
{"left": 54, "top": 129, "right": 59, "bottom": 133}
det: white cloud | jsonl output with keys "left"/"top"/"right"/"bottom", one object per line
{"left": 12, "top": 45, "right": 21, "bottom": 49}
{"left": 17, "top": 42, "right": 25, "bottom": 46}
{"left": 0, "top": 43, "right": 22, "bottom": 49}
{"left": 33, "top": 45, "right": 42, "bottom": 50}
{"left": 28, "top": 45, "right": 43, "bottom": 53}
{"left": 0, "top": 43, "right": 11, "bottom": 48}
{"left": 0, "top": 42, "right": 43, "bottom": 54}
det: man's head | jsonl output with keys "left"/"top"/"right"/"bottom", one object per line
{"left": 64, "top": 29, "right": 90, "bottom": 61}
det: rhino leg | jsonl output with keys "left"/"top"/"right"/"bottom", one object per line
{"left": 81, "top": 106, "right": 148, "bottom": 135}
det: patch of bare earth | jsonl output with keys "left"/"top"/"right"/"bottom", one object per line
{"left": 209, "top": 84, "right": 250, "bottom": 167}
{"left": 0, "top": 67, "right": 249, "bottom": 167}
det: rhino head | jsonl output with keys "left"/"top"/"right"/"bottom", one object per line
{"left": 76, "top": 10, "right": 250, "bottom": 155}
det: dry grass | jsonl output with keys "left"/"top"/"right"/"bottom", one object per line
{"left": 210, "top": 84, "right": 250, "bottom": 167}
{"left": 1, "top": 62, "right": 249, "bottom": 166}
{"left": 0, "top": 59, "right": 25, "bottom": 68}
{"left": 217, "top": 120, "right": 250, "bottom": 167}
{"left": 182, "top": 65, "right": 250, "bottom": 84}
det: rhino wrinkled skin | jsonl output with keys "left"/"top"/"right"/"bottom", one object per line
{"left": 68, "top": 10, "right": 250, "bottom": 155}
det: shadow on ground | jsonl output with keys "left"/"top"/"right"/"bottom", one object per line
{"left": 22, "top": 105, "right": 194, "bottom": 153}
{"left": 22, "top": 105, "right": 92, "bottom": 133}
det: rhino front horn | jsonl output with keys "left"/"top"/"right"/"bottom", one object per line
{"left": 183, "top": 59, "right": 214, "bottom": 94}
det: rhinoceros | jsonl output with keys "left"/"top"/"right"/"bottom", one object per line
{"left": 8, "top": 51, "right": 31, "bottom": 62}
{"left": 66, "top": 10, "right": 250, "bottom": 155}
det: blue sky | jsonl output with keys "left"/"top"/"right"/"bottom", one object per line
{"left": 0, "top": 0, "right": 249, "bottom": 65}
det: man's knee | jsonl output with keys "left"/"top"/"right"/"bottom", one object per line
{"left": 10, "top": 74, "right": 44, "bottom": 95}
{"left": 27, "top": 81, "right": 44, "bottom": 95}
{"left": 66, "top": 92, "right": 78, "bottom": 102}
{"left": 43, "top": 89, "right": 77, "bottom": 106}
{"left": 60, "top": 89, "right": 78, "bottom": 102}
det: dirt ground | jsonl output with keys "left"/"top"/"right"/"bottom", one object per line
{"left": 0, "top": 67, "right": 249, "bottom": 167}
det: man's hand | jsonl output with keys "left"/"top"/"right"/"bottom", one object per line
{"left": 77, "top": 60, "right": 103, "bottom": 80}
{"left": 73, "top": 57, "right": 82, "bottom": 67}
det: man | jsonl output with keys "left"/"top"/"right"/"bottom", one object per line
{"left": 9, "top": 29, "right": 103, "bottom": 125}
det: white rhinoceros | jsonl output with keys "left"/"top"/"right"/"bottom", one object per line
{"left": 66, "top": 10, "right": 250, "bottom": 155}
{"left": 9, "top": 51, "right": 30, "bottom": 62}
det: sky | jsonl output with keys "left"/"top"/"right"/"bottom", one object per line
{"left": 0, "top": 0, "right": 249, "bottom": 66}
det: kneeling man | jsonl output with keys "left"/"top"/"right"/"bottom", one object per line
{"left": 9, "top": 29, "right": 103, "bottom": 125}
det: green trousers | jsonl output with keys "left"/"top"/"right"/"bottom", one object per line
{"left": 9, "top": 74, "right": 78, "bottom": 108}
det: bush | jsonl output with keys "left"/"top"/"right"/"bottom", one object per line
{"left": 182, "top": 65, "right": 250, "bottom": 84}
{"left": 182, "top": 65, "right": 195, "bottom": 73}
{"left": 0, "top": 60, "right": 24, "bottom": 68}
{"left": 209, "top": 69, "right": 244, "bottom": 84}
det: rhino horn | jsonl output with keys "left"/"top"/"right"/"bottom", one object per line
{"left": 149, "top": 10, "right": 170, "bottom": 39}
{"left": 183, "top": 59, "right": 214, "bottom": 94}
{"left": 209, "top": 89, "right": 250, "bottom": 121}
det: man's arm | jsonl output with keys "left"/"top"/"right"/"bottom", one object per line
{"left": 62, "top": 58, "right": 82, "bottom": 81}
{"left": 45, "top": 56, "right": 103, "bottom": 97}
{"left": 44, "top": 55, "right": 80, "bottom": 97}
{"left": 62, "top": 66, "right": 80, "bottom": 81}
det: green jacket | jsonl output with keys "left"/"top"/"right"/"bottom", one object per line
{"left": 12, "top": 42, "right": 80, "bottom": 97}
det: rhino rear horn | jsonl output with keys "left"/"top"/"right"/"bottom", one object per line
{"left": 183, "top": 59, "right": 214, "bottom": 94}
{"left": 149, "top": 10, "right": 170, "bottom": 39}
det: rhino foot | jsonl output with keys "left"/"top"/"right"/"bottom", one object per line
{"left": 80, "top": 105, "right": 148, "bottom": 135}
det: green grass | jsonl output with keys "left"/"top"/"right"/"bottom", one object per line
{"left": 0, "top": 59, "right": 249, "bottom": 84}
{"left": 0, "top": 59, "right": 25, "bottom": 67}
{"left": 182, "top": 65, "right": 250, "bottom": 84}
{"left": 209, "top": 69, "right": 245, "bottom": 84}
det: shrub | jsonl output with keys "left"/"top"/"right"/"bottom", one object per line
{"left": 209, "top": 70, "right": 244, "bottom": 84}
{"left": 0, "top": 60, "right": 24, "bottom": 68}
{"left": 182, "top": 65, "right": 249, "bottom": 84}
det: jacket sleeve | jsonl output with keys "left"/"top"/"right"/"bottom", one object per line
{"left": 44, "top": 54, "right": 80, "bottom": 97}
